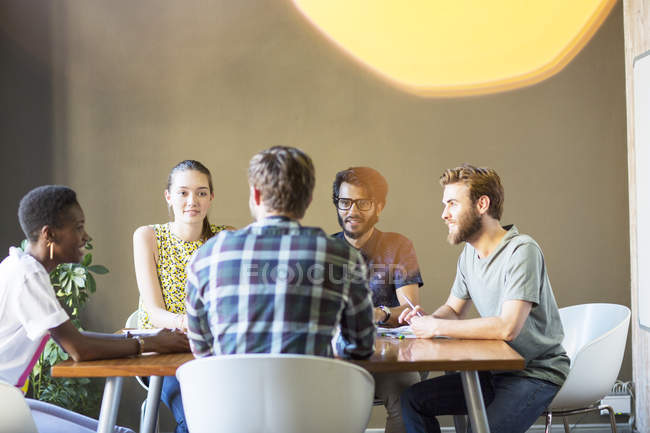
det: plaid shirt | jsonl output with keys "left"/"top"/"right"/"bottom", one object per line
{"left": 185, "top": 216, "right": 375, "bottom": 359}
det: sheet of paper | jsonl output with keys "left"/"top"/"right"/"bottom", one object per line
{"left": 376, "top": 325, "right": 416, "bottom": 339}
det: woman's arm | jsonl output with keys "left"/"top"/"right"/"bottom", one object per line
{"left": 51, "top": 320, "right": 189, "bottom": 361}
{"left": 133, "top": 226, "right": 186, "bottom": 329}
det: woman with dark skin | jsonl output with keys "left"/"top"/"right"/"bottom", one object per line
{"left": 0, "top": 185, "right": 189, "bottom": 395}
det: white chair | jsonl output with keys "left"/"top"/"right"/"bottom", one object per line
{"left": 176, "top": 354, "right": 375, "bottom": 433}
{"left": 125, "top": 310, "right": 159, "bottom": 433}
{"left": 0, "top": 381, "right": 134, "bottom": 433}
{"left": 544, "top": 303, "right": 631, "bottom": 433}
{"left": 0, "top": 381, "right": 38, "bottom": 433}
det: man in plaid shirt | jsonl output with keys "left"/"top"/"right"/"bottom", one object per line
{"left": 185, "top": 146, "right": 375, "bottom": 359}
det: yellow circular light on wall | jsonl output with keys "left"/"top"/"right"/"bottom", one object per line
{"left": 292, "top": 0, "right": 616, "bottom": 97}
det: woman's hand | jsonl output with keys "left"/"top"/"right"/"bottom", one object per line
{"left": 143, "top": 329, "right": 190, "bottom": 353}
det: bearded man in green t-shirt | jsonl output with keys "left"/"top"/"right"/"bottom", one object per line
{"left": 399, "top": 164, "right": 569, "bottom": 433}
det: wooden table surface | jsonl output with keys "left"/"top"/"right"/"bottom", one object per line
{"left": 353, "top": 337, "right": 524, "bottom": 373}
{"left": 52, "top": 337, "right": 524, "bottom": 378}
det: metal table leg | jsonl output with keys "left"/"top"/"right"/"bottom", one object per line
{"left": 460, "top": 370, "right": 490, "bottom": 433}
{"left": 142, "top": 376, "right": 163, "bottom": 433}
{"left": 97, "top": 376, "right": 124, "bottom": 433}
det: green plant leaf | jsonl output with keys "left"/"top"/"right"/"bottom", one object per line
{"left": 20, "top": 239, "right": 28, "bottom": 251}
{"left": 46, "top": 347, "right": 59, "bottom": 365}
{"left": 82, "top": 253, "right": 92, "bottom": 267}
{"left": 72, "top": 275, "right": 85, "bottom": 288}
{"left": 87, "top": 265, "right": 109, "bottom": 274}
{"left": 86, "top": 273, "right": 96, "bottom": 293}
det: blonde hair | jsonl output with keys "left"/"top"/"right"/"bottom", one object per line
{"left": 440, "top": 164, "right": 504, "bottom": 220}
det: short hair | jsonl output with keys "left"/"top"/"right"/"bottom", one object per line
{"left": 439, "top": 164, "right": 504, "bottom": 220}
{"left": 248, "top": 146, "right": 315, "bottom": 219}
{"left": 18, "top": 185, "right": 79, "bottom": 242}
{"left": 332, "top": 167, "right": 388, "bottom": 208}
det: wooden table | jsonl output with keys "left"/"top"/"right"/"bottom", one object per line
{"left": 52, "top": 337, "right": 524, "bottom": 433}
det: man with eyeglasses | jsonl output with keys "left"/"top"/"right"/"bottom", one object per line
{"left": 331, "top": 166, "right": 424, "bottom": 433}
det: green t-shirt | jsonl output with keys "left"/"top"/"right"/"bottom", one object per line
{"left": 451, "top": 225, "right": 569, "bottom": 386}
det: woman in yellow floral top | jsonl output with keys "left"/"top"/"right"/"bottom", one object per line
{"left": 133, "top": 159, "right": 233, "bottom": 433}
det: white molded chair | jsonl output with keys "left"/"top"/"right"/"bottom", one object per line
{"left": 0, "top": 381, "right": 38, "bottom": 433}
{"left": 125, "top": 310, "right": 159, "bottom": 433}
{"left": 0, "top": 381, "right": 134, "bottom": 433}
{"left": 177, "top": 354, "right": 375, "bottom": 433}
{"left": 544, "top": 303, "right": 631, "bottom": 433}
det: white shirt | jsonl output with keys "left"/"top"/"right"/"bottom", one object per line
{"left": 0, "top": 247, "right": 68, "bottom": 387}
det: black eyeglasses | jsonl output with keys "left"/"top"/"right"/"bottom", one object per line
{"left": 335, "top": 198, "right": 374, "bottom": 211}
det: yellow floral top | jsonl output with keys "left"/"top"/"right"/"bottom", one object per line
{"left": 138, "top": 222, "right": 229, "bottom": 329}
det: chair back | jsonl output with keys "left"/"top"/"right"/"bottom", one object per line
{"left": 0, "top": 381, "right": 38, "bottom": 433}
{"left": 549, "top": 303, "right": 630, "bottom": 410}
{"left": 125, "top": 310, "right": 139, "bottom": 328}
{"left": 176, "top": 354, "right": 375, "bottom": 433}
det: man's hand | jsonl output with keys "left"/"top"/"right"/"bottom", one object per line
{"left": 409, "top": 316, "right": 446, "bottom": 338}
{"left": 374, "top": 307, "right": 388, "bottom": 324}
{"left": 398, "top": 305, "right": 428, "bottom": 324}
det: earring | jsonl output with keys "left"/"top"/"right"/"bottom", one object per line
{"left": 49, "top": 242, "right": 54, "bottom": 260}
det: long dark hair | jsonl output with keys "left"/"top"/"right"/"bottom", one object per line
{"left": 167, "top": 160, "right": 215, "bottom": 241}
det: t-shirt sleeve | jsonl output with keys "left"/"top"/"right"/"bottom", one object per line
{"left": 503, "top": 243, "right": 543, "bottom": 306}
{"left": 392, "top": 237, "right": 424, "bottom": 289}
{"left": 13, "top": 271, "right": 68, "bottom": 340}
{"left": 450, "top": 250, "right": 471, "bottom": 300}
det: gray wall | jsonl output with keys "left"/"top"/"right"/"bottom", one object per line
{"left": 1, "top": 1, "right": 629, "bottom": 430}
{"left": 0, "top": 1, "right": 55, "bottom": 248}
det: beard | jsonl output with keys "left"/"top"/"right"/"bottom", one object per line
{"left": 337, "top": 212, "right": 379, "bottom": 240}
{"left": 447, "top": 206, "right": 482, "bottom": 244}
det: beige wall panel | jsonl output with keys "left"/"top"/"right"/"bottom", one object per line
{"left": 623, "top": 0, "right": 650, "bottom": 431}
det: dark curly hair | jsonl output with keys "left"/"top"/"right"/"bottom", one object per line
{"left": 18, "top": 185, "right": 79, "bottom": 242}
{"left": 332, "top": 167, "right": 388, "bottom": 208}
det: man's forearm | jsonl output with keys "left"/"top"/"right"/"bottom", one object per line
{"left": 432, "top": 304, "right": 461, "bottom": 320}
{"left": 434, "top": 316, "right": 519, "bottom": 341}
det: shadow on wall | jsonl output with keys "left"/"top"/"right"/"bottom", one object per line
{"left": 0, "top": 1, "right": 56, "bottom": 248}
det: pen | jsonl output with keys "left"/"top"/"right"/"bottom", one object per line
{"left": 399, "top": 293, "right": 423, "bottom": 317}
